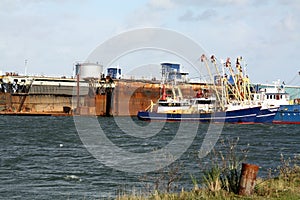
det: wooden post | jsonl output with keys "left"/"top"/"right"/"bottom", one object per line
{"left": 238, "top": 163, "right": 259, "bottom": 196}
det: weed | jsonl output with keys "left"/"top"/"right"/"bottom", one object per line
{"left": 199, "top": 137, "right": 249, "bottom": 194}
{"left": 139, "top": 162, "right": 183, "bottom": 194}
{"left": 255, "top": 154, "right": 300, "bottom": 199}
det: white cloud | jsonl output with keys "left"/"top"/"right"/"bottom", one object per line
{"left": 172, "top": 0, "right": 250, "bottom": 7}
{"left": 124, "top": 0, "right": 174, "bottom": 28}
{"left": 0, "top": 0, "right": 122, "bottom": 76}
{"left": 279, "top": 14, "right": 297, "bottom": 31}
{"left": 148, "top": 0, "right": 174, "bottom": 9}
{"left": 179, "top": 9, "right": 217, "bottom": 21}
{"left": 0, "top": 0, "right": 299, "bottom": 83}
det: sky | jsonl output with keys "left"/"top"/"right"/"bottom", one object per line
{"left": 0, "top": 0, "right": 300, "bottom": 84}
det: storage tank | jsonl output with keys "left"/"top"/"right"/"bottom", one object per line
{"left": 75, "top": 63, "right": 103, "bottom": 80}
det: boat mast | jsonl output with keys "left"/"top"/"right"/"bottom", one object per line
{"left": 220, "top": 60, "right": 229, "bottom": 107}
{"left": 241, "top": 59, "right": 252, "bottom": 102}
{"left": 200, "top": 54, "right": 224, "bottom": 110}
{"left": 211, "top": 55, "right": 227, "bottom": 108}
{"left": 225, "top": 57, "right": 244, "bottom": 103}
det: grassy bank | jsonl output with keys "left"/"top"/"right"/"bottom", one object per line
{"left": 116, "top": 138, "right": 300, "bottom": 200}
{"left": 117, "top": 162, "right": 300, "bottom": 200}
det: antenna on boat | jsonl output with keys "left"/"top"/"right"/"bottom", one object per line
{"left": 24, "top": 59, "right": 28, "bottom": 76}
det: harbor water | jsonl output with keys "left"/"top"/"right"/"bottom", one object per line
{"left": 0, "top": 116, "right": 299, "bottom": 199}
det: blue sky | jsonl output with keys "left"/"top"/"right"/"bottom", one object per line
{"left": 0, "top": 0, "right": 299, "bottom": 84}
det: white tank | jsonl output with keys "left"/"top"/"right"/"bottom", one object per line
{"left": 77, "top": 63, "right": 103, "bottom": 79}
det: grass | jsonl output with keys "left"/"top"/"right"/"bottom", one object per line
{"left": 117, "top": 167, "right": 300, "bottom": 200}
{"left": 116, "top": 139, "right": 300, "bottom": 200}
{"left": 254, "top": 154, "right": 300, "bottom": 200}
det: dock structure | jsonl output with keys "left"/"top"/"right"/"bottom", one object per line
{"left": 0, "top": 73, "right": 207, "bottom": 116}
{"left": 0, "top": 74, "right": 112, "bottom": 116}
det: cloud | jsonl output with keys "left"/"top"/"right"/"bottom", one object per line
{"left": 0, "top": 0, "right": 75, "bottom": 14}
{"left": 279, "top": 14, "right": 297, "bottom": 31}
{"left": 0, "top": 0, "right": 299, "bottom": 83}
{"left": 124, "top": 8, "right": 165, "bottom": 28}
{"left": 178, "top": 10, "right": 196, "bottom": 21}
{"left": 0, "top": 0, "right": 121, "bottom": 76}
{"left": 124, "top": 0, "right": 175, "bottom": 28}
{"left": 172, "top": 0, "right": 249, "bottom": 7}
{"left": 148, "top": 0, "right": 174, "bottom": 10}
{"left": 179, "top": 9, "right": 217, "bottom": 21}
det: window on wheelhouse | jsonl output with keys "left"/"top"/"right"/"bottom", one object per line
{"left": 196, "top": 100, "right": 215, "bottom": 104}
{"left": 159, "top": 102, "right": 184, "bottom": 107}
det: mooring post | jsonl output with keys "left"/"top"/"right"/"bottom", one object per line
{"left": 238, "top": 163, "right": 259, "bottom": 196}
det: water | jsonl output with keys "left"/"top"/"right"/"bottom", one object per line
{"left": 0, "top": 116, "right": 299, "bottom": 199}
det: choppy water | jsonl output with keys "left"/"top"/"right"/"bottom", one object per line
{"left": 0, "top": 116, "right": 299, "bottom": 199}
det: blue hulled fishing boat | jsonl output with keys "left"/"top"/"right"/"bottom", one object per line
{"left": 137, "top": 56, "right": 264, "bottom": 123}
{"left": 253, "top": 80, "right": 300, "bottom": 124}
{"left": 273, "top": 105, "right": 300, "bottom": 124}
{"left": 137, "top": 106, "right": 261, "bottom": 123}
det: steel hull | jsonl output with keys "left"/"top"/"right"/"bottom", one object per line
{"left": 137, "top": 107, "right": 261, "bottom": 123}
{"left": 273, "top": 105, "right": 300, "bottom": 124}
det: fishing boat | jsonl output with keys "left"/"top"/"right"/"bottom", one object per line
{"left": 253, "top": 81, "right": 288, "bottom": 123}
{"left": 137, "top": 103, "right": 261, "bottom": 123}
{"left": 137, "top": 56, "right": 262, "bottom": 123}
{"left": 137, "top": 86, "right": 261, "bottom": 123}
{"left": 153, "top": 85, "right": 191, "bottom": 114}
{"left": 220, "top": 56, "right": 279, "bottom": 123}
{"left": 252, "top": 80, "right": 300, "bottom": 124}
{"left": 273, "top": 104, "right": 300, "bottom": 124}
{"left": 254, "top": 81, "right": 300, "bottom": 124}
